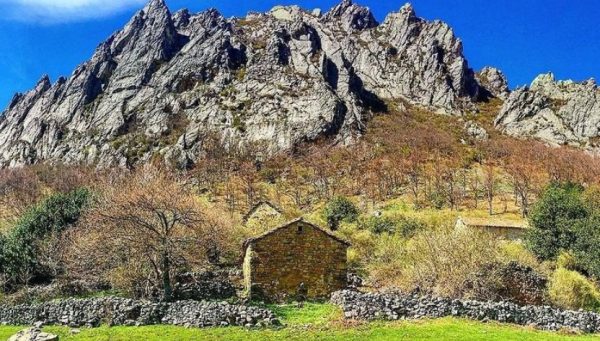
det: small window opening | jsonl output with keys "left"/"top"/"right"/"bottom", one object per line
{"left": 297, "top": 225, "right": 303, "bottom": 233}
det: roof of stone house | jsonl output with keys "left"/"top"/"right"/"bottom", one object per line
{"left": 242, "top": 201, "right": 283, "bottom": 222}
{"left": 457, "top": 217, "right": 529, "bottom": 230}
{"left": 243, "top": 218, "right": 351, "bottom": 253}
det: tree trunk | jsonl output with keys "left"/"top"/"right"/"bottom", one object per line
{"left": 161, "top": 250, "right": 172, "bottom": 302}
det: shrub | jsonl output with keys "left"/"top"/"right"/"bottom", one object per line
{"left": 526, "top": 182, "right": 588, "bottom": 261}
{"left": 390, "top": 226, "right": 500, "bottom": 297}
{"left": 523, "top": 182, "right": 600, "bottom": 278}
{"left": 427, "top": 191, "right": 446, "bottom": 210}
{"left": 498, "top": 242, "right": 542, "bottom": 271}
{"left": 366, "top": 233, "right": 407, "bottom": 287}
{"left": 0, "top": 188, "right": 90, "bottom": 289}
{"left": 323, "top": 196, "right": 358, "bottom": 230}
{"left": 467, "top": 261, "right": 547, "bottom": 305}
{"left": 338, "top": 226, "right": 375, "bottom": 272}
{"left": 396, "top": 216, "right": 426, "bottom": 238}
{"left": 358, "top": 214, "right": 424, "bottom": 237}
{"left": 358, "top": 216, "right": 396, "bottom": 234}
{"left": 572, "top": 214, "right": 600, "bottom": 278}
{"left": 557, "top": 251, "right": 578, "bottom": 271}
{"left": 548, "top": 268, "right": 600, "bottom": 311}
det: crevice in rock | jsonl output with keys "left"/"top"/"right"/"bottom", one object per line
{"left": 323, "top": 57, "right": 339, "bottom": 90}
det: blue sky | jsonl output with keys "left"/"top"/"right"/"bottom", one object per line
{"left": 1, "top": 0, "right": 599, "bottom": 109}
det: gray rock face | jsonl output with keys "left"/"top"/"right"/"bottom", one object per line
{"left": 495, "top": 72, "right": 600, "bottom": 148}
{"left": 332, "top": 290, "right": 600, "bottom": 333}
{"left": 477, "top": 66, "right": 510, "bottom": 100}
{"left": 0, "top": 0, "right": 488, "bottom": 168}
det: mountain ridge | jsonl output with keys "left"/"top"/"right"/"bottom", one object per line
{"left": 0, "top": 0, "right": 540, "bottom": 168}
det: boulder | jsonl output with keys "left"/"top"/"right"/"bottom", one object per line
{"left": 8, "top": 328, "right": 58, "bottom": 341}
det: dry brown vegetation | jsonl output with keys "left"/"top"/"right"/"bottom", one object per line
{"left": 63, "top": 166, "right": 236, "bottom": 300}
{"left": 1, "top": 102, "right": 600, "bottom": 303}
{"left": 200, "top": 102, "right": 600, "bottom": 219}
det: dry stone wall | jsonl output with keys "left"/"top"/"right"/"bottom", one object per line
{"left": 0, "top": 297, "right": 278, "bottom": 328}
{"left": 332, "top": 290, "right": 600, "bottom": 333}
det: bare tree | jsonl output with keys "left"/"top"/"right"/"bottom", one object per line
{"left": 68, "top": 166, "right": 232, "bottom": 301}
{"left": 0, "top": 167, "right": 42, "bottom": 222}
{"left": 482, "top": 164, "right": 496, "bottom": 216}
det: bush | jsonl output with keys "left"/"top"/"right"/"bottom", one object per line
{"left": 358, "top": 215, "right": 425, "bottom": 237}
{"left": 548, "top": 268, "right": 600, "bottom": 311}
{"left": 359, "top": 216, "right": 396, "bottom": 234}
{"left": 366, "top": 233, "right": 407, "bottom": 287}
{"left": 427, "top": 191, "right": 446, "bottom": 210}
{"left": 524, "top": 182, "right": 600, "bottom": 278}
{"left": 391, "top": 226, "right": 500, "bottom": 297}
{"left": 0, "top": 188, "right": 90, "bottom": 289}
{"left": 498, "top": 242, "right": 542, "bottom": 271}
{"left": 396, "top": 216, "right": 426, "bottom": 238}
{"left": 467, "top": 261, "right": 547, "bottom": 305}
{"left": 557, "top": 251, "right": 578, "bottom": 271}
{"left": 572, "top": 214, "right": 600, "bottom": 278}
{"left": 323, "top": 196, "right": 358, "bottom": 230}
{"left": 526, "top": 182, "right": 588, "bottom": 261}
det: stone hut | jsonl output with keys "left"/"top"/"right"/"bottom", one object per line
{"left": 243, "top": 201, "right": 283, "bottom": 226}
{"left": 243, "top": 218, "right": 350, "bottom": 302}
{"left": 455, "top": 217, "right": 528, "bottom": 241}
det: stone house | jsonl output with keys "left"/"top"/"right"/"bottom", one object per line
{"left": 243, "top": 218, "right": 350, "bottom": 302}
{"left": 243, "top": 201, "right": 283, "bottom": 226}
{"left": 455, "top": 217, "right": 528, "bottom": 241}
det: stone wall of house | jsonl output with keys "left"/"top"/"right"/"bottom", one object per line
{"left": 332, "top": 290, "right": 600, "bottom": 333}
{"left": 245, "top": 221, "right": 348, "bottom": 302}
{"left": 0, "top": 297, "right": 278, "bottom": 328}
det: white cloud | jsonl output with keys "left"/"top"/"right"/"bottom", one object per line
{"left": 0, "top": 0, "right": 147, "bottom": 23}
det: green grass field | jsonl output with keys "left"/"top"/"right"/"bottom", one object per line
{"left": 1, "top": 303, "right": 599, "bottom": 340}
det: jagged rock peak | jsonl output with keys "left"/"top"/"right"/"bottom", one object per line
{"left": 531, "top": 72, "right": 597, "bottom": 90}
{"left": 143, "top": 0, "right": 168, "bottom": 14}
{"left": 530, "top": 72, "right": 598, "bottom": 101}
{"left": 323, "top": 0, "right": 378, "bottom": 30}
{"left": 477, "top": 66, "right": 510, "bottom": 100}
{"left": 495, "top": 72, "right": 600, "bottom": 149}
{"left": 0, "top": 0, "right": 489, "bottom": 168}
{"left": 400, "top": 3, "right": 416, "bottom": 17}
{"left": 269, "top": 5, "right": 306, "bottom": 21}
{"left": 531, "top": 72, "right": 555, "bottom": 86}
{"left": 173, "top": 9, "right": 191, "bottom": 28}
{"left": 36, "top": 74, "right": 51, "bottom": 89}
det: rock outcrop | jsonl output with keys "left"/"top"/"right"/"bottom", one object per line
{"left": 476, "top": 67, "right": 510, "bottom": 100}
{"left": 0, "top": 0, "right": 490, "bottom": 168}
{"left": 495, "top": 72, "right": 600, "bottom": 148}
{"left": 464, "top": 121, "right": 489, "bottom": 141}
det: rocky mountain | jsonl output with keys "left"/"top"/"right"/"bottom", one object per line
{"left": 476, "top": 67, "right": 510, "bottom": 100}
{"left": 495, "top": 73, "right": 600, "bottom": 149}
{"left": 0, "top": 0, "right": 494, "bottom": 168}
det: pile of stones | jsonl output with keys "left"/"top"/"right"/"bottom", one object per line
{"left": 0, "top": 297, "right": 277, "bottom": 328}
{"left": 331, "top": 289, "right": 600, "bottom": 333}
